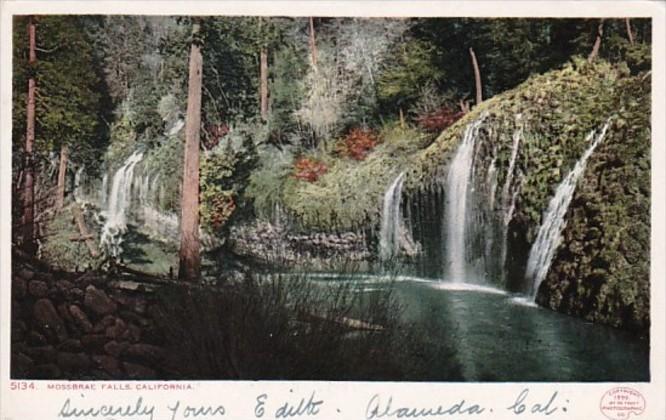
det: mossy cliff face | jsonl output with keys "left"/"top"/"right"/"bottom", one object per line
{"left": 407, "top": 59, "right": 649, "bottom": 332}
{"left": 275, "top": 59, "right": 650, "bottom": 332}
{"left": 537, "top": 75, "right": 650, "bottom": 332}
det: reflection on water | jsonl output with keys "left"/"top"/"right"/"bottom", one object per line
{"left": 307, "top": 274, "right": 650, "bottom": 382}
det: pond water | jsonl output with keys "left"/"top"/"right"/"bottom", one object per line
{"left": 305, "top": 273, "right": 650, "bottom": 382}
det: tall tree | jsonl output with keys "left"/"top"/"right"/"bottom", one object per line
{"left": 625, "top": 18, "right": 635, "bottom": 45}
{"left": 22, "top": 16, "right": 37, "bottom": 254}
{"left": 309, "top": 17, "right": 317, "bottom": 68}
{"left": 55, "top": 144, "right": 68, "bottom": 210}
{"left": 178, "top": 21, "right": 204, "bottom": 280}
{"left": 469, "top": 47, "right": 482, "bottom": 105}
{"left": 588, "top": 19, "right": 604, "bottom": 62}
{"left": 260, "top": 47, "right": 269, "bottom": 121}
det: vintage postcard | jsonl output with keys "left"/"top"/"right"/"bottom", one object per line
{"left": 1, "top": 1, "right": 664, "bottom": 419}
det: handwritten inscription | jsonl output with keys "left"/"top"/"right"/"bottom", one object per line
{"left": 167, "top": 401, "right": 226, "bottom": 420}
{"left": 256, "top": 391, "right": 324, "bottom": 418}
{"left": 50, "top": 387, "right": 569, "bottom": 419}
{"left": 365, "top": 394, "right": 485, "bottom": 419}
{"left": 58, "top": 396, "right": 155, "bottom": 420}
{"left": 506, "top": 389, "right": 565, "bottom": 416}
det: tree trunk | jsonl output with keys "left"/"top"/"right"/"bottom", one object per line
{"left": 71, "top": 205, "right": 99, "bottom": 257}
{"left": 469, "top": 47, "right": 482, "bottom": 106}
{"left": 588, "top": 19, "right": 605, "bottom": 63}
{"left": 56, "top": 144, "right": 68, "bottom": 210}
{"left": 309, "top": 17, "right": 317, "bottom": 68}
{"left": 625, "top": 18, "right": 635, "bottom": 45}
{"left": 22, "top": 16, "right": 37, "bottom": 255}
{"left": 178, "top": 22, "right": 203, "bottom": 281}
{"left": 260, "top": 47, "right": 269, "bottom": 121}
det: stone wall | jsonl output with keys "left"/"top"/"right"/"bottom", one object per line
{"left": 11, "top": 257, "right": 168, "bottom": 379}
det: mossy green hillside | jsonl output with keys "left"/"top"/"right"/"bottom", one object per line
{"left": 538, "top": 73, "right": 650, "bottom": 332}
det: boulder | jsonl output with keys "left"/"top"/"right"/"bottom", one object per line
{"left": 28, "top": 280, "right": 49, "bottom": 298}
{"left": 93, "top": 315, "right": 118, "bottom": 333}
{"left": 12, "top": 352, "right": 34, "bottom": 376}
{"left": 81, "top": 334, "right": 108, "bottom": 351}
{"left": 66, "top": 287, "right": 84, "bottom": 301}
{"left": 125, "top": 343, "right": 165, "bottom": 365}
{"left": 32, "top": 363, "right": 62, "bottom": 379}
{"left": 84, "top": 286, "right": 118, "bottom": 316}
{"left": 13, "top": 276, "right": 27, "bottom": 299}
{"left": 17, "top": 268, "right": 36, "bottom": 281}
{"left": 122, "top": 362, "right": 156, "bottom": 379}
{"left": 55, "top": 280, "right": 74, "bottom": 293}
{"left": 33, "top": 299, "right": 68, "bottom": 343}
{"left": 122, "top": 323, "right": 142, "bottom": 343}
{"left": 57, "top": 352, "right": 92, "bottom": 372}
{"left": 69, "top": 305, "right": 93, "bottom": 333}
{"left": 27, "top": 331, "right": 48, "bottom": 346}
{"left": 103, "top": 340, "right": 129, "bottom": 358}
{"left": 24, "top": 345, "right": 57, "bottom": 363}
{"left": 59, "top": 338, "right": 83, "bottom": 352}
{"left": 92, "top": 355, "right": 123, "bottom": 377}
{"left": 105, "top": 318, "right": 127, "bottom": 340}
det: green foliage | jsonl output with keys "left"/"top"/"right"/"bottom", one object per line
{"left": 13, "top": 16, "right": 110, "bottom": 169}
{"left": 154, "top": 273, "right": 461, "bottom": 380}
{"left": 246, "top": 146, "right": 296, "bottom": 220}
{"left": 281, "top": 123, "right": 428, "bottom": 232}
{"left": 39, "top": 204, "right": 99, "bottom": 270}
{"left": 377, "top": 39, "right": 444, "bottom": 114}
{"left": 200, "top": 128, "right": 258, "bottom": 234}
{"left": 539, "top": 72, "right": 650, "bottom": 332}
{"left": 267, "top": 44, "right": 308, "bottom": 143}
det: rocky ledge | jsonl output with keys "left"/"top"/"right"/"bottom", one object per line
{"left": 11, "top": 255, "right": 169, "bottom": 380}
{"left": 228, "top": 222, "right": 371, "bottom": 269}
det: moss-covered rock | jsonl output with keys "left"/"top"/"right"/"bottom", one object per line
{"left": 280, "top": 124, "right": 430, "bottom": 232}
{"left": 272, "top": 58, "right": 650, "bottom": 332}
{"left": 537, "top": 74, "right": 650, "bottom": 332}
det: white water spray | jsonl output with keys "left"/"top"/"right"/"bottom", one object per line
{"left": 99, "top": 173, "right": 108, "bottom": 208}
{"left": 379, "top": 172, "right": 406, "bottom": 260}
{"left": 525, "top": 122, "right": 610, "bottom": 300}
{"left": 100, "top": 150, "right": 144, "bottom": 257}
{"left": 73, "top": 166, "right": 85, "bottom": 203}
{"left": 444, "top": 118, "right": 484, "bottom": 282}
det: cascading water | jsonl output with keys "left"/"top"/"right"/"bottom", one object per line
{"left": 379, "top": 172, "right": 406, "bottom": 260}
{"left": 498, "top": 123, "right": 524, "bottom": 283}
{"left": 73, "top": 166, "right": 85, "bottom": 203}
{"left": 525, "top": 121, "right": 610, "bottom": 300}
{"left": 99, "top": 173, "right": 108, "bottom": 208}
{"left": 444, "top": 118, "right": 484, "bottom": 282}
{"left": 100, "top": 150, "right": 144, "bottom": 257}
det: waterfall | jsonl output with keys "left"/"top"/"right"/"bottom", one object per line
{"left": 99, "top": 173, "right": 108, "bottom": 208}
{"left": 525, "top": 122, "right": 610, "bottom": 300}
{"left": 498, "top": 124, "right": 524, "bottom": 283}
{"left": 444, "top": 118, "right": 484, "bottom": 282}
{"left": 379, "top": 172, "right": 406, "bottom": 260}
{"left": 100, "top": 150, "right": 144, "bottom": 257}
{"left": 486, "top": 157, "right": 498, "bottom": 211}
{"left": 73, "top": 166, "right": 85, "bottom": 203}
{"left": 501, "top": 124, "right": 523, "bottom": 208}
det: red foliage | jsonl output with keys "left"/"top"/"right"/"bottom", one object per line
{"left": 338, "top": 128, "right": 380, "bottom": 161}
{"left": 209, "top": 194, "right": 236, "bottom": 230}
{"left": 203, "top": 123, "right": 230, "bottom": 150}
{"left": 416, "top": 106, "right": 464, "bottom": 133}
{"left": 293, "top": 157, "right": 328, "bottom": 183}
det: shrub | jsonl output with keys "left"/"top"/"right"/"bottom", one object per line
{"left": 293, "top": 157, "right": 328, "bottom": 183}
{"left": 415, "top": 106, "right": 465, "bottom": 133}
{"left": 153, "top": 272, "right": 462, "bottom": 380}
{"left": 337, "top": 128, "right": 381, "bottom": 161}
